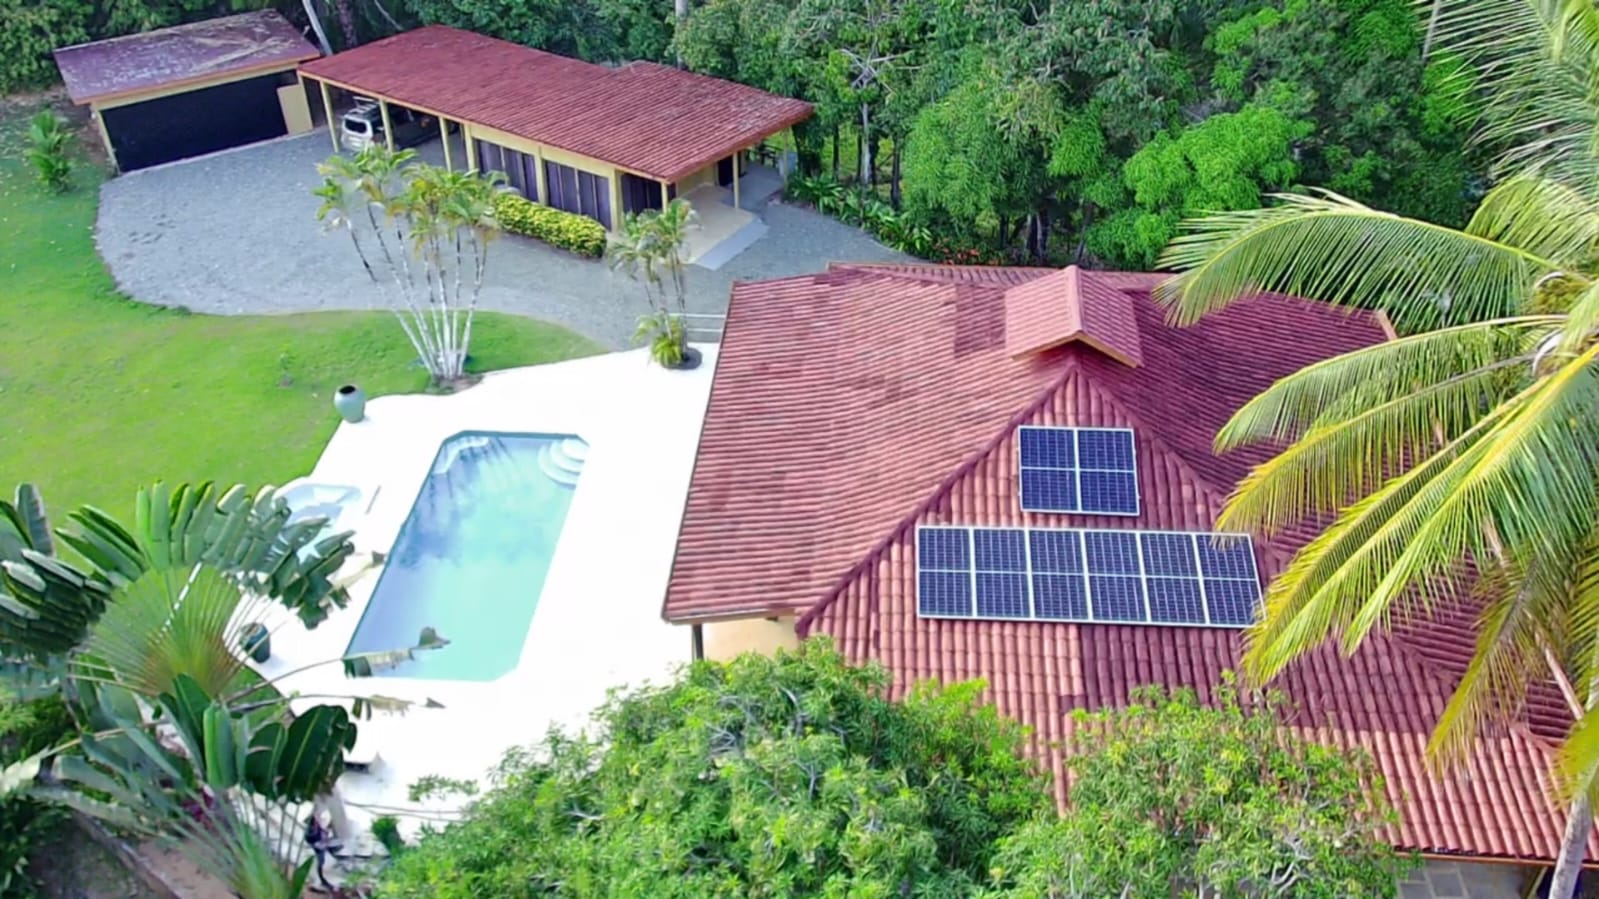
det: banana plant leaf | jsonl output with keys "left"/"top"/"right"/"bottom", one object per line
{"left": 0, "top": 482, "right": 357, "bottom": 664}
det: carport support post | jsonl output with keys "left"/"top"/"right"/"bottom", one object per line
{"left": 660, "top": 180, "right": 669, "bottom": 209}
{"left": 441, "top": 119, "right": 453, "bottom": 171}
{"left": 378, "top": 98, "right": 395, "bottom": 152}
{"left": 534, "top": 147, "right": 547, "bottom": 201}
{"left": 319, "top": 79, "right": 337, "bottom": 152}
{"left": 89, "top": 107, "right": 119, "bottom": 172}
{"left": 732, "top": 150, "right": 741, "bottom": 210}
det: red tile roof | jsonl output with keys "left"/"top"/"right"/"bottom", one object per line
{"left": 665, "top": 261, "right": 1590, "bottom": 862}
{"left": 1005, "top": 265, "right": 1143, "bottom": 364}
{"left": 54, "top": 11, "right": 320, "bottom": 106}
{"left": 299, "top": 26, "right": 813, "bottom": 182}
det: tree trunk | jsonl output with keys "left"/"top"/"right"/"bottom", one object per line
{"left": 831, "top": 125, "right": 840, "bottom": 180}
{"left": 1548, "top": 792, "right": 1593, "bottom": 899}
{"left": 334, "top": 0, "right": 358, "bottom": 50}
{"left": 302, "top": 0, "right": 335, "bottom": 55}
{"left": 890, "top": 145, "right": 902, "bottom": 208}
{"left": 859, "top": 104, "right": 872, "bottom": 188}
{"left": 675, "top": 0, "right": 688, "bottom": 17}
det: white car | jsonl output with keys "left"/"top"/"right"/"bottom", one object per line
{"left": 340, "top": 98, "right": 439, "bottom": 152}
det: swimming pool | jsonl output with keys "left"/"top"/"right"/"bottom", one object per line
{"left": 344, "top": 431, "right": 586, "bottom": 681}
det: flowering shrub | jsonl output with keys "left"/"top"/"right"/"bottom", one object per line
{"left": 493, "top": 193, "right": 607, "bottom": 258}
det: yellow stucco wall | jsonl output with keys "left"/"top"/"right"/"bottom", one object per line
{"left": 702, "top": 616, "right": 801, "bottom": 662}
{"left": 676, "top": 160, "right": 718, "bottom": 193}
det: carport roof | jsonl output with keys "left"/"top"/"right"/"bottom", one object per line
{"left": 54, "top": 11, "right": 320, "bottom": 106}
{"left": 299, "top": 26, "right": 814, "bottom": 183}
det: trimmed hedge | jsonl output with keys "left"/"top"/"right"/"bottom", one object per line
{"left": 494, "top": 193, "right": 607, "bottom": 259}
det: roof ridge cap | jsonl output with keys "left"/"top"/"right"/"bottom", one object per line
{"left": 796, "top": 360, "right": 1084, "bottom": 634}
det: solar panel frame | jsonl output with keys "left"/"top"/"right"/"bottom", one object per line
{"left": 1017, "top": 426, "right": 1141, "bottom": 516}
{"left": 914, "top": 525, "right": 1262, "bottom": 628}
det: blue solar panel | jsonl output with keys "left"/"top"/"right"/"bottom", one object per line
{"left": 1090, "top": 575, "right": 1145, "bottom": 621}
{"left": 1028, "top": 530, "right": 1082, "bottom": 573}
{"left": 973, "top": 529, "right": 1027, "bottom": 571}
{"left": 1018, "top": 427, "right": 1138, "bottom": 515}
{"left": 919, "top": 528, "right": 969, "bottom": 570}
{"left": 1019, "top": 427, "right": 1074, "bottom": 468}
{"left": 1148, "top": 577, "right": 1205, "bottom": 624}
{"left": 1084, "top": 531, "right": 1139, "bottom": 575}
{"left": 1139, "top": 532, "right": 1196, "bottom": 577}
{"left": 1033, "top": 573, "right": 1088, "bottom": 619}
{"left": 1020, "top": 470, "right": 1077, "bottom": 512}
{"left": 1079, "top": 470, "right": 1138, "bottom": 515}
{"left": 1197, "top": 537, "right": 1256, "bottom": 580}
{"left": 1077, "top": 429, "right": 1135, "bottom": 470}
{"left": 918, "top": 570, "right": 972, "bottom": 617}
{"left": 976, "top": 572, "right": 1030, "bottom": 618}
{"left": 1202, "top": 578, "right": 1259, "bottom": 626}
{"left": 917, "top": 527, "right": 1260, "bottom": 628}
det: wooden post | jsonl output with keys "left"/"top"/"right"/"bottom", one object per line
{"left": 533, "top": 146, "right": 548, "bottom": 202}
{"left": 464, "top": 125, "right": 477, "bottom": 171}
{"left": 732, "top": 150, "right": 741, "bottom": 210}
{"left": 660, "top": 179, "right": 670, "bottom": 208}
{"left": 441, "top": 118, "right": 453, "bottom": 171}
{"left": 89, "top": 107, "right": 119, "bottom": 172}
{"left": 319, "top": 79, "right": 338, "bottom": 152}
{"left": 378, "top": 98, "right": 395, "bottom": 152}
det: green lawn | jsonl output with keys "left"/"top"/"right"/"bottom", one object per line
{"left": 0, "top": 105, "right": 601, "bottom": 517}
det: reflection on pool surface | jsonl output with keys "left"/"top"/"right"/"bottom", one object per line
{"left": 344, "top": 431, "right": 585, "bottom": 681}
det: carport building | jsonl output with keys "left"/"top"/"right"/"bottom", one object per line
{"left": 298, "top": 26, "right": 813, "bottom": 233}
{"left": 54, "top": 11, "right": 321, "bottom": 172}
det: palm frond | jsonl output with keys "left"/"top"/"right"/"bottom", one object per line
{"left": 1430, "top": 0, "right": 1599, "bottom": 184}
{"left": 1466, "top": 175, "right": 1599, "bottom": 267}
{"left": 1214, "top": 317, "right": 1554, "bottom": 450}
{"left": 1156, "top": 191, "right": 1557, "bottom": 332}
{"left": 1243, "top": 346, "right": 1599, "bottom": 682}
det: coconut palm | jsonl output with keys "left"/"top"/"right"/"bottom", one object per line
{"left": 1154, "top": 0, "right": 1599, "bottom": 892}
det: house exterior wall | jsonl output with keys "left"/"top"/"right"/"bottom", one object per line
{"left": 1397, "top": 859, "right": 1532, "bottom": 898}
{"left": 702, "top": 616, "right": 800, "bottom": 662}
{"left": 676, "top": 159, "right": 719, "bottom": 194}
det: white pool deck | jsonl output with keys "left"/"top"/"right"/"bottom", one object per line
{"left": 248, "top": 346, "right": 717, "bottom": 833}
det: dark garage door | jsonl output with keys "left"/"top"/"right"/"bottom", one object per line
{"left": 101, "top": 74, "right": 288, "bottom": 171}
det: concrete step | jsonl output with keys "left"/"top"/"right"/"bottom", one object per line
{"left": 692, "top": 217, "right": 768, "bottom": 271}
{"left": 537, "top": 444, "right": 581, "bottom": 488}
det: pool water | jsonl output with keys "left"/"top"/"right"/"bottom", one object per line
{"left": 344, "top": 431, "right": 584, "bottom": 681}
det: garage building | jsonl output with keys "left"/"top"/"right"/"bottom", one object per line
{"left": 54, "top": 12, "right": 322, "bottom": 172}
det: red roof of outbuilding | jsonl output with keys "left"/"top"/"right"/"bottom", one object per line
{"left": 664, "top": 261, "right": 1591, "bottom": 862}
{"left": 299, "top": 26, "right": 813, "bottom": 182}
{"left": 54, "top": 11, "right": 319, "bottom": 106}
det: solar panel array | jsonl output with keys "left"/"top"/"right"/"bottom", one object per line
{"left": 916, "top": 526, "right": 1261, "bottom": 627}
{"left": 1018, "top": 427, "right": 1139, "bottom": 515}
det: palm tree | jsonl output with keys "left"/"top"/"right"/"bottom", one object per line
{"left": 1155, "top": 0, "right": 1599, "bottom": 893}
{"left": 315, "top": 147, "right": 507, "bottom": 384}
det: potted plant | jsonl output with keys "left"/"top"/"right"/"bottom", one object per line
{"left": 634, "top": 311, "right": 699, "bottom": 369}
{"left": 334, "top": 384, "right": 366, "bottom": 423}
{"left": 240, "top": 622, "right": 271, "bottom": 663}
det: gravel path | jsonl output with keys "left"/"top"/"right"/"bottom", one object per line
{"left": 96, "top": 133, "right": 909, "bottom": 348}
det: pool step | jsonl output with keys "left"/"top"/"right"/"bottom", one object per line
{"left": 537, "top": 438, "right": 588, "bottom": 488}
{"left": 432, "top": 435, "right": 494, "bottom": 475}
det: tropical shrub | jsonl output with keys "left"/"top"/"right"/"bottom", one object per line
{"left": 0, "top": 695, "right": 72, "bottom": 899}
{"left": 371, "top": 815, "right": 404, "bottom": 857}
{"left": 784, "top": 172, "right": 933, "bottom": 257}
{"left": 24, "top": 111, "right": 71, "bottom": 194}
{"left": 0, "top": 0, "right": 90, "bottom": 94}
{"left": 632, "top": 310, "right": 686, "bottom": 367}
{"left": 378, "top": 642, "right": 1050, "bottom": 897}
{"left": 493, "top": 193, "right": 607, "bottom": 258}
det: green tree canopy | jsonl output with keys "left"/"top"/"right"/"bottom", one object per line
{"left": 984, "top": 683, "right": 1409, "bottom": 898}
{"left": 378, "top": 641, "right": 1051, "bottom": 898}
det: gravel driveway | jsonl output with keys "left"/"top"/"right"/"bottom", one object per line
{"left": 96, "top": 133, "right": 909, "bottom": 348}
